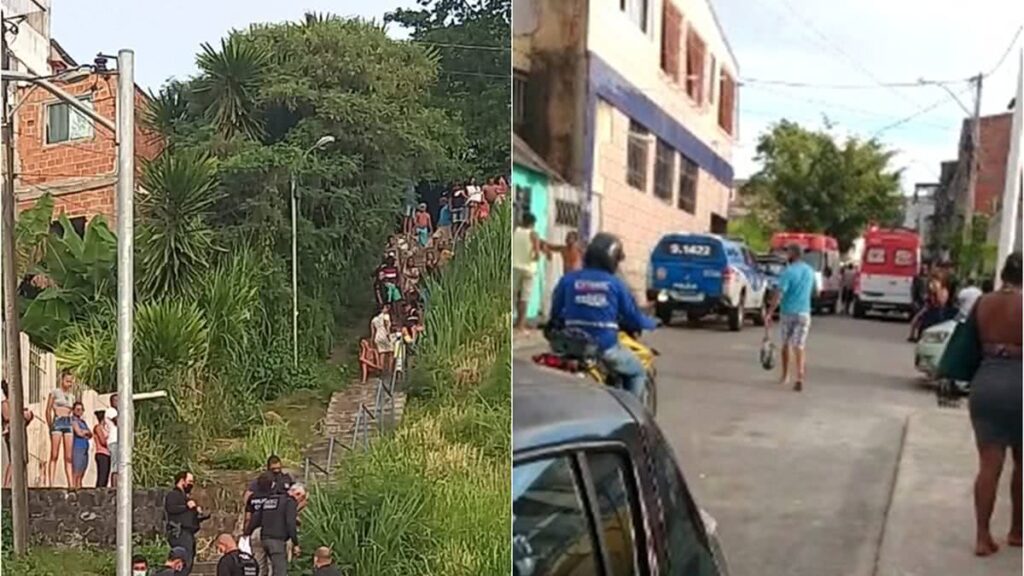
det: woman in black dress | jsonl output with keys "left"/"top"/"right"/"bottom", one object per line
{"left": 970, "top": 252, "right": 1022, "bottom": 556}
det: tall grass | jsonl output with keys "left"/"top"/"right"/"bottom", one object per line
{"left": 299, "top": 204, "right": 511, "bottom": 575}
{"left": 410, "top": 202, "right": 511, "bottom": 400}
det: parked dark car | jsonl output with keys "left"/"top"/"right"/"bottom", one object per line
{"left": 513, "top": 360, "right": 730, "bottom": 576}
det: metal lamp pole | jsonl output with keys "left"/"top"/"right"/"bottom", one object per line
{"left": 291, "top": 135, "right": 335, "bottom": 367}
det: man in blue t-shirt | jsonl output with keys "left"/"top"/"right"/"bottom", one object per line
{"left": 768, "top": 244, "right": 816, "bottom": 391}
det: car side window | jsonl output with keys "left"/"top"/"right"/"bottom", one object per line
{"left": 649, "top": 430, "right": 718, "bottom": 575}
{"left": 513, "top": 457, "right": 600, "bottom": 576}
{"left": 586, "top": 451, "right": 641, "bottom": 575}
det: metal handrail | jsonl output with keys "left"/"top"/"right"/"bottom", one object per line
{"left": 300, "top": 236, "right": 437, "bottom": 482}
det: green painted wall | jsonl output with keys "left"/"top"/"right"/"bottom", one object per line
{"left": 512, "top": 164, "right": 550, "bottom": 321}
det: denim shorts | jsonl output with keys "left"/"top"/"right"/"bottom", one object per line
{"left": 51, "top": 416, "right": 73, "bottom": 435}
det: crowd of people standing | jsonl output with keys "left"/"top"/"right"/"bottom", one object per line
{"left": 1, "top": 372, "right": 120, "bottom": 489}
{"left": 363, "top": 176, "right": 508, "bottom": 381}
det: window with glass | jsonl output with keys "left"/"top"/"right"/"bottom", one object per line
{"left": 865, "top": 247, "right": 886, "bottom": 264}
{"left": 678, "top": 154, "right": 698, "bottom": 213}
{"left": 627, "top": 120, "right": 650, "bottom": 192}
{"left": 649, "top": 428, "right": 718, "bottom": 575}
{"left": 620, "top": 0, "right": 650, "bottom": 34}
{"left": 586, "top": 452, "right": 641, "bottom": 575}
{"left": 513, "top": 73, "right": 527, "bottom": 129}
{"left": 513, "top": 457, "right": 599, "bottom": 576}
{"left": 46, "top": 96, "right": 94, "bottom": 144}
{"left": 654, "top": 139, "right": 675, "bottom": 203}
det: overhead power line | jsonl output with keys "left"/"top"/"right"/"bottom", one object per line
{"left": 412, "top": 40, "right": 509, "bottom": 52}
{"left": 985, "top": 25, "right": 1022, "bottom": 76}
{"left": 773, "top": 0, "right": 920, "bottom": 107}
{"left": 741, "top": 24, "right": 1023, "bottom": 91}
{"left": 870, "top": 84, "right": 974, "bottom": 138}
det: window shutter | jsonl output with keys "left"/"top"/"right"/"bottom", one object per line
{"left": 661, "top": 2, "right": 681, "bottom": 82}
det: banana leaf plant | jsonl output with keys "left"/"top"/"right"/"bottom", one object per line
{"left": 19, "top": 213, "right": 117, "bottom": 350}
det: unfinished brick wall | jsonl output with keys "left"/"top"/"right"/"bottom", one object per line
{"left": 975, "top": 113, "right": 1011, "bottom": 216}
{"left": 16, "top": 185, "right": 115, "bottom": 223}
{"left": 15, "top": 72, "right": 163, "bottom": 223}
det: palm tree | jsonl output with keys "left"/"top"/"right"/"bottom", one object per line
{"left": 145, "top": 80, "right": 192, "bottom": 142}
{"left": 138, "top": 149, "right": 223, "bottom": 298}
{"left": 192, "top": 35, "right": 269, "bottom": 140}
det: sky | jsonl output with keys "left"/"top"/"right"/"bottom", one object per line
{"left": 711, "top": 0, "right": 1023, "bottom": 193}
{"left": 50, "top": 0, "right": 416, "bottom": 90}
{"left": 47, "top": 0, "right": 1022, "bottom": 195}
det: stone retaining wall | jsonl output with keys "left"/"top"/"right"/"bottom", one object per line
{"left": 0, "top": 488, "right": 166, "bottom": 547}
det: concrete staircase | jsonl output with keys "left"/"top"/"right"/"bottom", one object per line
{"left": 298, "top": 376, "right": 407, "bottom": 485}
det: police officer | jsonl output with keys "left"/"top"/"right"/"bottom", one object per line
{"left": 164, "top": 471, "right": 208, "bottom": 576}
{"left": 548, "top": 232, "right": 657, "bottom": 402}
{"left": 152, "top": 547, "right": 189, "bottom": 576}
{"left": 215, "top": 533, "right": 260, "bottom": 576}
{"left": 245, "top": 472, "right": 275, "bottom": 576}
{"left": 244, "top": 481, "right": 300, "bottom": 576}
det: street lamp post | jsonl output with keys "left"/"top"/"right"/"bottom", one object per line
{"left": 291, "top": 135, "right": 335, "bottom": 367}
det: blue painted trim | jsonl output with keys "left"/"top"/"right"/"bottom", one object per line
{"left": 589, "top": 53, "right": 734, "bottom": 187}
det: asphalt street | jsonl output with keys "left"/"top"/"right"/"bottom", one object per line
{"left": 646, "top": 314, "right": 1022, "bottom": 576}
{"left": 516, "top": 313, "right": 1021, "bottom": 575}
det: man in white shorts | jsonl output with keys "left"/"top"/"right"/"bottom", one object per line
{"left": 767, "top": 244, "right": 816, "bottom": 391}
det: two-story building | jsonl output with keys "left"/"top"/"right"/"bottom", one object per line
{"left": 515, "top": 0, "right": 739, "bottom": 299}
{"left": 13, "top": 39, "right": 162, "bottom": 229}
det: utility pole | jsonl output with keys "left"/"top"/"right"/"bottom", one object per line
{"left": 1, "top": 9, "right": 31, "bottom": 556}
{"left": 963, "top": 73, "right": 984, "bottom": 244}
{"left": 114, "top": 49, "right": 136, "bottom": 576}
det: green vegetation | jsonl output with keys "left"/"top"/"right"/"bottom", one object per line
{"left": 14, "top": 14, "right": 487, "bottom": 486}
{"left": 300, "top": 204, "right": 511, "bottom": 576}
{"left": 1, "top": 513, "right": 166, "bottom": 575}
{"left": 728, "top": 214, "right": 773, "bottom": 253}
{"left": 387, "top": 0, "right": 511, "bottom": 177}
{"left": 743, "top": 119, "right": 903, "bottom": 251}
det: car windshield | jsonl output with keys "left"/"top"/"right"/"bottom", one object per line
{"left": 771, "top": 250, "right": 824, "bottom": 270}
{"left": 759, "top": 261, "right": 785, "bottom": 276}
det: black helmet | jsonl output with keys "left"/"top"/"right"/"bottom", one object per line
{"left": 583, "top": 232, "right": 625, "bottom": 274}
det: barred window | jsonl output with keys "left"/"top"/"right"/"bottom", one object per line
{"left": 654, "top": 139, "right": 675, "bottom": 203}
{"left": 678, "top": 154, "right": 698, "bottom": 214}
{"left": 627, "top": 120, "right": 650, "bottom": 191}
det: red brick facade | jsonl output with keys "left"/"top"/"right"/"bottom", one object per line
{"left": 14, "top": 71, "right": 163, "bottom": 224}
{"left": 974, "top": 113, "right": 1012, "bottom": 216}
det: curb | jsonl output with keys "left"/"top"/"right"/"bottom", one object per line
{"left": 871, "top": 412, "right": 910, "bottom": 576}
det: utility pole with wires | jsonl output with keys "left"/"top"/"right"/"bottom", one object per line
{"left": 1, "top": 9, "right": 31, "bottom": 556}
{"left": 963, "top": 73, "right": 984, "bottom": 243}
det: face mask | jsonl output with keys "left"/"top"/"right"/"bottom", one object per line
{"left": 133, "top": 570, "right": 148, "bottom": 576}
{"left": 184, "top": 483, "right": 194, "bottom": 493}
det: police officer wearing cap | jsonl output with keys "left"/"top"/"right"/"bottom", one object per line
{"left": 152, "top": 546, "right": 190, "bottom": 576}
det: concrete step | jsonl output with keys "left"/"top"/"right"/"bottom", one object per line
{"left": 190, "top": 560, "right": 220, "bottom": 576}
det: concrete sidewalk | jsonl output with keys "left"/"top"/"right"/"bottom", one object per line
{"left": 877, "top": 408, "right": 1021, "bottom": 575}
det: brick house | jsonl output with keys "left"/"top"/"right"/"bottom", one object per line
{"left": 14, "top": 40, "right": 163, "bottom": 229}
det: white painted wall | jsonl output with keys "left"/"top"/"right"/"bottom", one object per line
{"left": 587, "top": 0, "right": 739, "bottom": 159}
{"left": 2, "top": 0, "right": 51, "bottom": 74}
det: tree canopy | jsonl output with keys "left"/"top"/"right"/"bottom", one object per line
{"left": 386, "top": 0, "right": 511, "bottom": 178}
{"left": 743, "top": 120, "right": 904, "bottom": 251}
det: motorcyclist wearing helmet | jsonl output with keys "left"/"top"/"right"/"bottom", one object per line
{"left": 548, "top": 232, "right": 657, "bottom": 401}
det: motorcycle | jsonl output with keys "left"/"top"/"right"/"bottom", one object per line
{"left": 533, "top": 326, "right": 659, "bottom": 416}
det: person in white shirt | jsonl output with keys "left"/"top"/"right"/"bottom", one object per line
{"left": 956, "top": 278, "right": 983, "bottom": 321}
{"left": 105, "top": 406, "right": 119, "bottom": 487}
{"left": 466, "top": 178, "right": 483, "bottom": 224}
